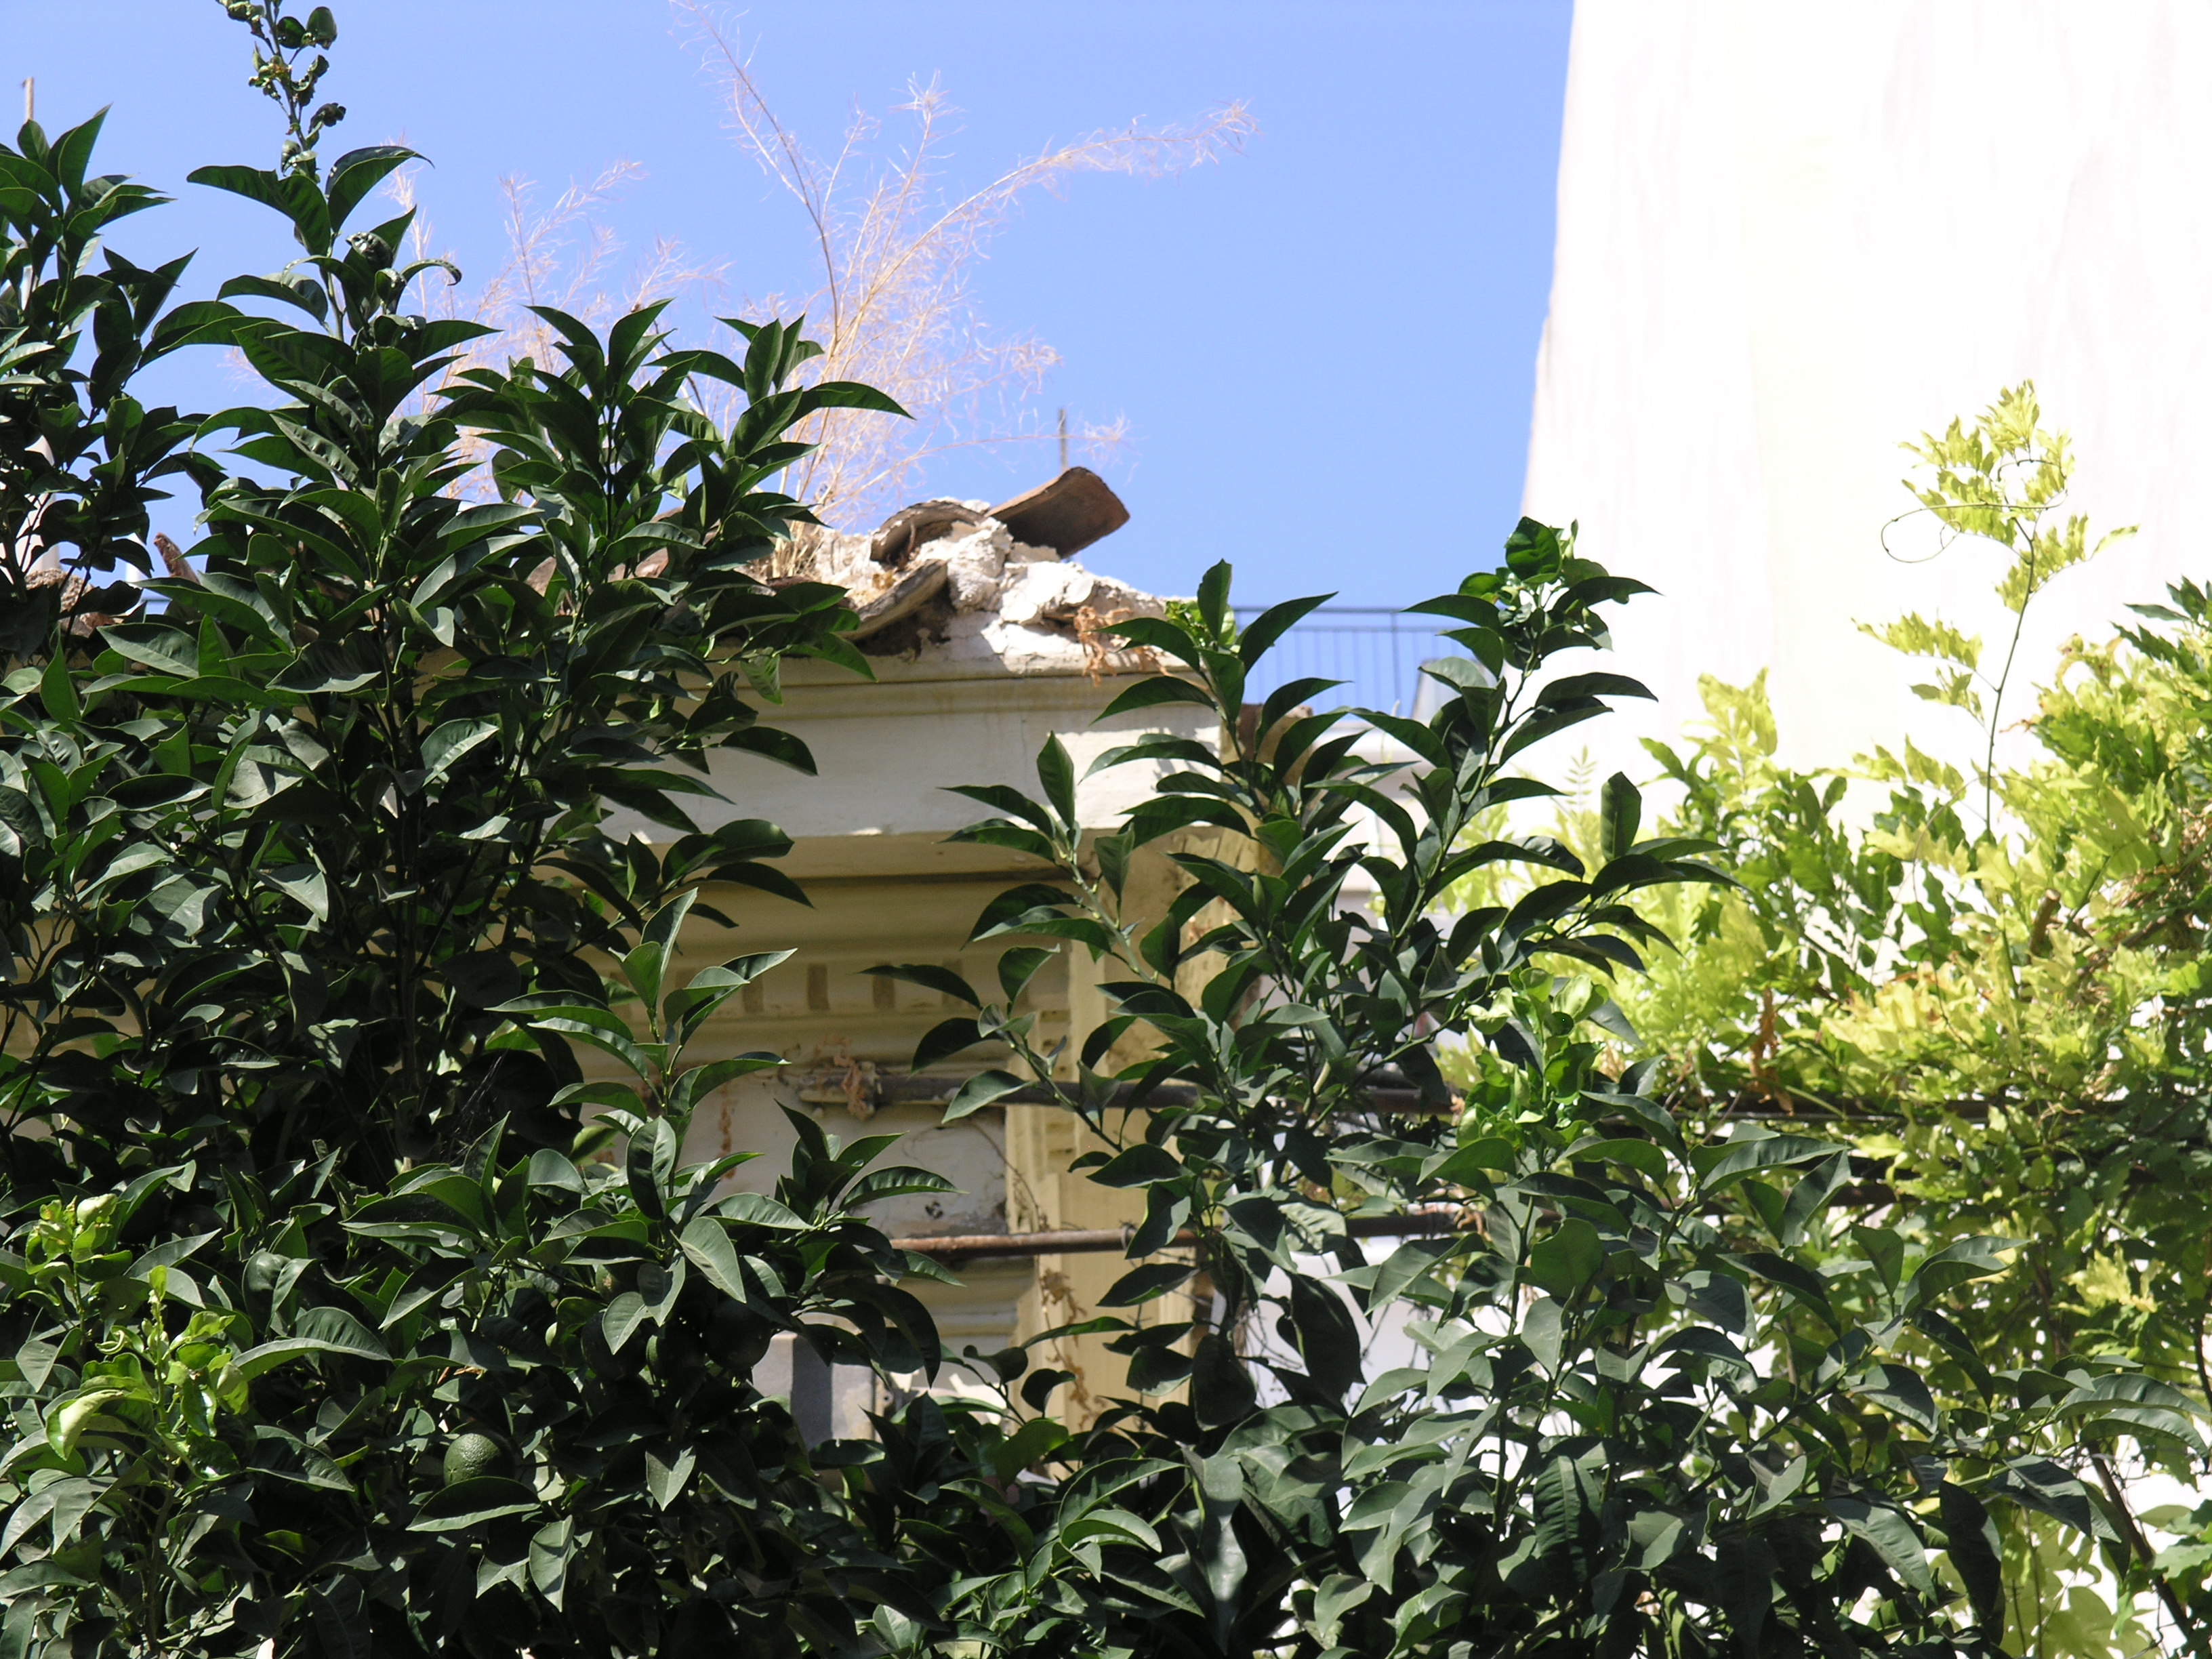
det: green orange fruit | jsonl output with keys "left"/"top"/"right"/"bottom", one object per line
{"left": 443, "top": 1431, "right": 506, "bottom": 1486}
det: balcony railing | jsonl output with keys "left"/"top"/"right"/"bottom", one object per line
{"left": 1231, "top": 605, "right": 1463, "bottom": 717}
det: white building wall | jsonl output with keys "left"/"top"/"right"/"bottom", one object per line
{"left": 1523, "top": 1, "right": 2212, "bottom": 784}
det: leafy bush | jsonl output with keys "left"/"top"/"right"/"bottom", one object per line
{"left": 1, "top": 1086, "right": 935, "bottom": 1653}
{"left": 0, "top": 7, "right": 930, "bottom": 1653}
{"left": 1549, "top": 389, "right": 2212, "bottom": 1654}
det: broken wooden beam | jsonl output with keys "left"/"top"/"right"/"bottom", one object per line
{"left": 843, "top": 560, "right": 949, "bottom": 641}
{"left": 889, "top": 1206, "right": 1471, "bottom": 1261}
{"left": 859, "top": 1069, "right": 1451, "bottom": 1116}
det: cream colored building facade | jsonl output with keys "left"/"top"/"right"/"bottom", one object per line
{"left": 602, "top": 485, "right": 1210, "bottom": 1431}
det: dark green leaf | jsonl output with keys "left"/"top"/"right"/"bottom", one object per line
{"left": 943, "top": 1069, "right": 1027, "bottom": 1124}
{"left": 1100, "top": 1262, "right": 1195, "bottom": 1307}
{"left": 1092, "top": 1145, "right": 1182, "bottom": 1187}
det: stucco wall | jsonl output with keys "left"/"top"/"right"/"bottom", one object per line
{"left": 1523, "top": 1, "right": 2212, "bottom": 787}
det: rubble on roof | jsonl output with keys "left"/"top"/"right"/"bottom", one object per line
{"left": 813, "top": 468, "right": 1164, "bottom": 674}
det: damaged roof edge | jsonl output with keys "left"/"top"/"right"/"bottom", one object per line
{"left": 808, "top": 469, "right": 1163, "bottom": 676}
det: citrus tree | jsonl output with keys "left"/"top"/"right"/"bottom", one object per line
{"left": 853, "top": 528, "right": 2061, "bottom": 1658}
{"left": 0, "top": 5, "right": 945, "bottom": 1652}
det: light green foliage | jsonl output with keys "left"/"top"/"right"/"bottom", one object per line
{"left": 1866, "top": 382, "right": 2135, "bottom": 831}
{"left": 1901, "top": 383, "right": 2096, "bottom": 616}
{"left": 1868, "top": 613, "right": 1987, "bottom": 716}
{"left": 1570, "top": 396, "right": 2212, "bottom": 1656}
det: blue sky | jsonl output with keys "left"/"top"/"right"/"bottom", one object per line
{"left": 4, "top": 1, "right": 1572, "bottom": 608}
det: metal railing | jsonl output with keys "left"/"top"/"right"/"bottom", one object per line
{"left": 1231, "top": 605, "right": 1462, "bottom": 716}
